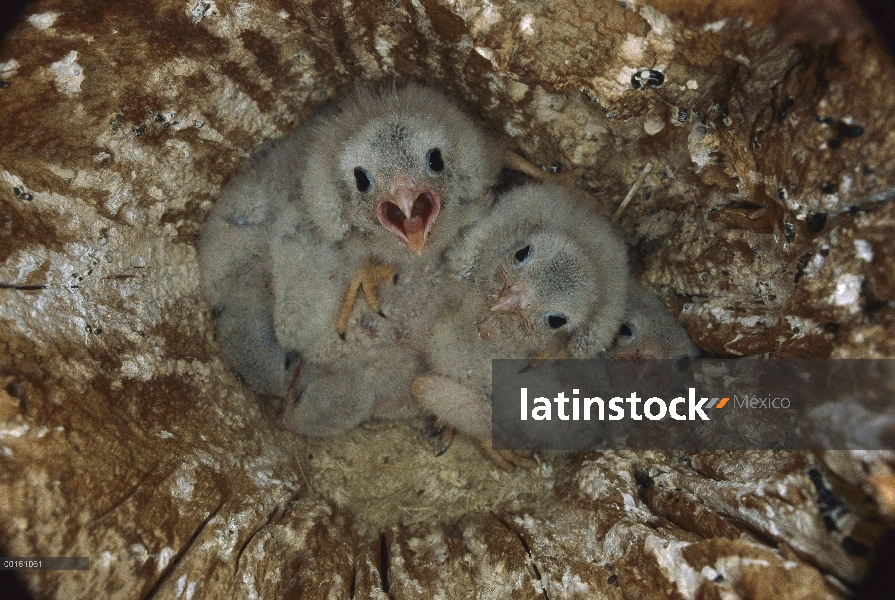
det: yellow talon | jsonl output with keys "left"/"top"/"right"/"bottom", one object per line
{"left": 335, "top": 263, "right": 397, "bottom": 337}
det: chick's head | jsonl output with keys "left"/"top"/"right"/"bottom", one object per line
{"left": 457, "top": 184, "right": 629, "bottom": 358}
{"left": 304, "top": 83, "right": 503, "bottom": 257}
{"left": 488, "top": 231, "right": 598, "bottom": 341}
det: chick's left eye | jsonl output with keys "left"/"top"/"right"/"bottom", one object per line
{"left": 427, "top": 148, "right": 444, "bottom": 173}
{"left": 354, "top": 168, "right": 372, "bottom": 192}
{"left": 545, "top": 313, "right": 568, "bottom": 329}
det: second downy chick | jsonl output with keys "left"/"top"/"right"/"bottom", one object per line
{"left": 412, "top": 183, "right": 629, "bottom": 469}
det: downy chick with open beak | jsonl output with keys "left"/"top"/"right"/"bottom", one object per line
{"left": 286, "top": 82, "right": 503, "bottom": 262}
{"left": 412, "top": 183, "right": 629, "bottom": 469}
{"left": 269, "top": 82, "right": 507, "bottom": 436}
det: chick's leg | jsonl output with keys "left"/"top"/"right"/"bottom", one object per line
{"left": 413, "top": 375, "right": 489, "bottom": 458}
{"left": 412, "top": 375, "right": 535, "bottom": 470}
{"left": 335, "top": 263, "right": 397, "bottom": 338}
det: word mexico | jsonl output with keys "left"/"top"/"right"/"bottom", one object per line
{"left": 519, "top": 388, "right": 727, "bottom": 421}
{"left": 490, "top": 358, "right": 895, "bottom": 452}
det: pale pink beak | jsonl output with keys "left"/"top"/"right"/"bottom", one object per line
{"left": 376, "top": 174, "right": 441, "bottom": 255}
{"left": 491, "top": 284, "right": 532, "bottom": 313}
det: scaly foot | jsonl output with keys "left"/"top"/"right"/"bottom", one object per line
{"left": 335, "top": 263, "right": 397, "bottom": 338}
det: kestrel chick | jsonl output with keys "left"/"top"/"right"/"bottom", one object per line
{"left": 413, "top": 183, "right": 629, "bottom": 468}
{"left": 273, "top": 82, "right": 506, "bottom": 339}
{"left": 268, "top": 82, "right": 508, "bottom": 435}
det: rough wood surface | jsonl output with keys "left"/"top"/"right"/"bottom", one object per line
{"left": 1, "top": 1, "right": 894, "bottom": 598}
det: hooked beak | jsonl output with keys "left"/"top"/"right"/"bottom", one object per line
{"left": 491, "top": 270, "right": 535, "bottom": 330}
{"left": 491, "top": 287, "right": 530, "bottom": 313}
{"left": 376, "top": 174, "right": 441, "bottom": 255}
{"left": 491, "top": 271, "right": 533, "bottom": 314}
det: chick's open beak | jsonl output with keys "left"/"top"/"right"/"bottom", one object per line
{"left": 377, "top": 174, "right": 440, "bottom": 255}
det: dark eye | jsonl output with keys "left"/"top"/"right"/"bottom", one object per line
{"left": 426, "top": 148, "right": 444, "bottom": 173}
{"left": 514, "top": 245, "right": 531, "bottom": 264}
{"left": 545, "top": 313, "right": 568, "bottom": 329}
{"left": 618, "top": 323, "right": 636, "bottom": 340}
{"left": 354, "top": 168, "right": 372, "bottom": 192}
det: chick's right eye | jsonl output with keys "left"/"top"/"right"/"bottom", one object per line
{"left": 514, "top": 245, "right": 531, "bottom": 264}
{"left": 618, "top": 323, "right": 636, "bottom": 340}
{"left": 426, "top": 148, "right": 444, "bottom": 173}
{"left": 354, "top": 168, "right": 372, "bottom": 192}
{"left": 545, "top": 313, "right": 568, "bottom": 329}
